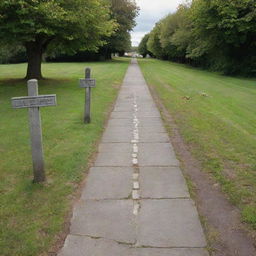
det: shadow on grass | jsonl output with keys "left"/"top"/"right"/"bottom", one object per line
{"left": 0, "top": 78, "right": 72, "bottom": 87}
{"left": 153, "top": 58, "right": 256, "bottom": 82}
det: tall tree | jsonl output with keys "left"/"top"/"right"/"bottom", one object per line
{"left": 144, "top": 0, "right": 256, "bottom": 75}
{"left": 189, "top": 0, "right": 256, "bottom": 74}
{"left": 100, "top": 0, "right": 139, "bottom": 59}
{"left": 160, "top": 4, "right": 191, "bottom": 62}
{"left": 138, "top": 34, "right": 151, "bottom": 58}
{"left": 147, "top": 22, "right": 166, "bottom": 59}
{"left": 0, "top": 0, "right": 116, "bottom": 79}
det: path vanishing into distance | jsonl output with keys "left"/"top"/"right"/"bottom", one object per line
{"left": 58, "top": 59, "right": 209, "bottom": 256}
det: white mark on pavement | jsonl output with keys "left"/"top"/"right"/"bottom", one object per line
{"left": 133, "top": 181, "right": 139, "bottom": 190}
{"left": 132, "top": 158, "right": 138, "bottom": 165}
{"left": 132, "top": 190, "right": 140, "bottom": 200}
{"left": 132, "top": 93, "right": 141, "bottom": 216}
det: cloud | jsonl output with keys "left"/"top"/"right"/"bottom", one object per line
{"left": 131, "top": 31, "right": 148, "bottom": 47}
{"left": 132, "top": 0, "right": 184, "bottom": 46}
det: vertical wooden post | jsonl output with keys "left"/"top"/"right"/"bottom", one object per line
{"left": 84, "top": 68, "right": 91, "bottom": 123}
{"left": 27, "top": 79, "right": 46, "bottom": 183}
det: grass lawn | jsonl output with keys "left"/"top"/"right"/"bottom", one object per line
{"left": 0, "top": 58, "right": 130, "bottom": 256}
{"left": 138, "top": 58, "right": 256, "bottom": 228}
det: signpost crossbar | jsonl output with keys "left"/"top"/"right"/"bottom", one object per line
{"left": 12, "top": 95, "right": 57, "bottom": 108}
{"left": 79, "top": 78, "right": 96, "bottom": 88}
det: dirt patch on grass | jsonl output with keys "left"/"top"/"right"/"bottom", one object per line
{"left": 148, "top": 83, "right": 256, "bottom": 256}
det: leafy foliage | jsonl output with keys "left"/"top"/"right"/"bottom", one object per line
{"left": 99, "top": 0, "right": 139, "bottom": 58}
{"left": 138, "top": 34, "right": 152, "bottom": 57}
{"left": 0, "top": 43, "right": 26, "bottom": 64}
{"left": 147, "top": 23, "right": 165, "bottom": 59}
{"left": 0, "top": 0, "right": 116, "bottom": 78}
{"left": 189, "top": 0, "right": 256, "bottom": 74}
{"left": 141, "top": 0, "right": 256, "bottom": 75}
{"left": 0, "top": 0, "right": 115, "bottom": 51}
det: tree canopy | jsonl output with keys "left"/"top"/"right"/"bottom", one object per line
{"left": 138, "top": 34, "right": 152, "bottom": 58}
{"left": 142, "top": 0, "right": 256, "bottom": 76}
{"left": 0, "top": 0, "right": 116, "bottom": 79}
{"left": 100, "top": 0, "right": 139, "bottom": 58}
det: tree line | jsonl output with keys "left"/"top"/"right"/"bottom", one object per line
{"left": 138, "top": 0, "right": 256, "bottom": 76}
{"left": 0, "top": 0, "right": 139, "bottom": 79}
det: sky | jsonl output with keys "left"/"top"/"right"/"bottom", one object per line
{"left": 131, "top": 0, "right": 184, "bottom": 46}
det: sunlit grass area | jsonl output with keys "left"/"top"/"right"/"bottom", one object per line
{"left": 139, "top": 58, "right": 256, "bottom": 229}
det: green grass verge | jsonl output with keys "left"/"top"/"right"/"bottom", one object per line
{"left": 0, "top": 58, "right": 130, "bottom": 256}
{"left": 138, "top": 58, "right": 256, "bottom": 228}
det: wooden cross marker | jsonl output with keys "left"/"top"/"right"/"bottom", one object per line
{"left": 79, "top": 68, "right": 96, "bottom": 123}
{"left": 11, "top": 79, "right": 57, "bottom": 183}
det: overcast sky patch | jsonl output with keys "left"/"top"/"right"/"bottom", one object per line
{"left": 131, "top": 0, "right": 184, "bottom": 46}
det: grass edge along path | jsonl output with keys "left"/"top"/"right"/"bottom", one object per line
{"left": 138, "top": 58, "right": 256, "bottom": 230}
{"left": 0, "top": 58, "right": 130, "bottom": 256}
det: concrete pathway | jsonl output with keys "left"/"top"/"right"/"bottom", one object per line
{"left": 59, "top": 59, "right": 209, "bottom": 256}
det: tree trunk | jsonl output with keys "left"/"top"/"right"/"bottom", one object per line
{"left": 25, "top": 42, "right": 44, "bottom": 80}
{"left": 104, "top": 49, "right": 112, "bottom": 60}
{"left": 118, "top": 51, "right": 125, "bottom": 57}
{"left": 105, "top": 51, "right": 112, "bottom": 60}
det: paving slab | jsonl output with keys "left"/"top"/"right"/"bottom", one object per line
{"left": 139, "top": 132, "right": 170, "bottom": 143}
{"left": 136, "top": 112, "right": 161, "bottom": 118}
{"left": 138, "top": 117, "right": 164, "bottom": 126}
{"left": 113, "top": 105, "right": 158, "bottom": 112}
{"left": 123, "top": 80, "right": 145, "bottom": 86}
{"left": 59, "top": 235, "right": 132, "bottom": 256}
{"left": 138, "top": 143, "right": 179, "bottom": 166}
{"left": 139, "top": 125, "right": 166, "bottom": 133}
{"left": 82, "top": 167, "right": 133, "bottom": 200}
{"left": 115, "top": 101, "right": 134, "bottom": 106}
{"left": 95, "top": 151, "right": 132, "bottom": 167}
{"left": 59, "top": 237, "right": 209, "bottom": 256}
{"left": 103, "top": 125, "right": 133, "bottom": 134}
{"left": 135, "top": 248, "right": 209, "bottom": 256}
{"left": 98, "top": 143, "right": 132, "bottom": 153}
{"left": 114, "top": 106, "right": 134, "bottom": 112}
{"left": 137, "top": 199, "right": 207, "bottom": 248}
{"left": 117, "top": 95, "right": 134, "bottom": 100}
{"left": 117, "top": 100, "right": 134, "bottom": 105}
{"left": 70, "top": 200, "right": 136, "bottom": 244}
{"left": 136, "top": 105, "right": 158, "bottom": 111}
{"left": 138, "top": 122, "right": 165, "bottom": 129}
{"left": 111, "top": 111, "right": 160, "bottom": 119}
{"left": 140, "top": 167, "right": 190, "bottom": 198}
{"left": 107, "top": 118, "right": 133, "bottom": 127}
{"left": 110, "top": 111, "right": 134, "bottom": 119}
{"left": 102, "top": 129, "right": 133, "bottom": 142}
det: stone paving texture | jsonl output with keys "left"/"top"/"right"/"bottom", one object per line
{"left": 82, "top": 167, "right": 133, "bottom": 200}
{"left": 58, "top": 59, "right": 209, "bottom": 256}
{"left": 139, "top": 167, "right": 190, "bottom": 199}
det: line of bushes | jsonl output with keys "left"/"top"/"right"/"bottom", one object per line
{"left": 138, "top": 0, "right": 256, "bottom": 76}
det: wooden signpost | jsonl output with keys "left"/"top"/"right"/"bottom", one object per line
{"left": 11, "top": 79, "right": 57, "bottom": 183}
{"left": 79, "top": 68, "right": 96, "bottom": 123}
